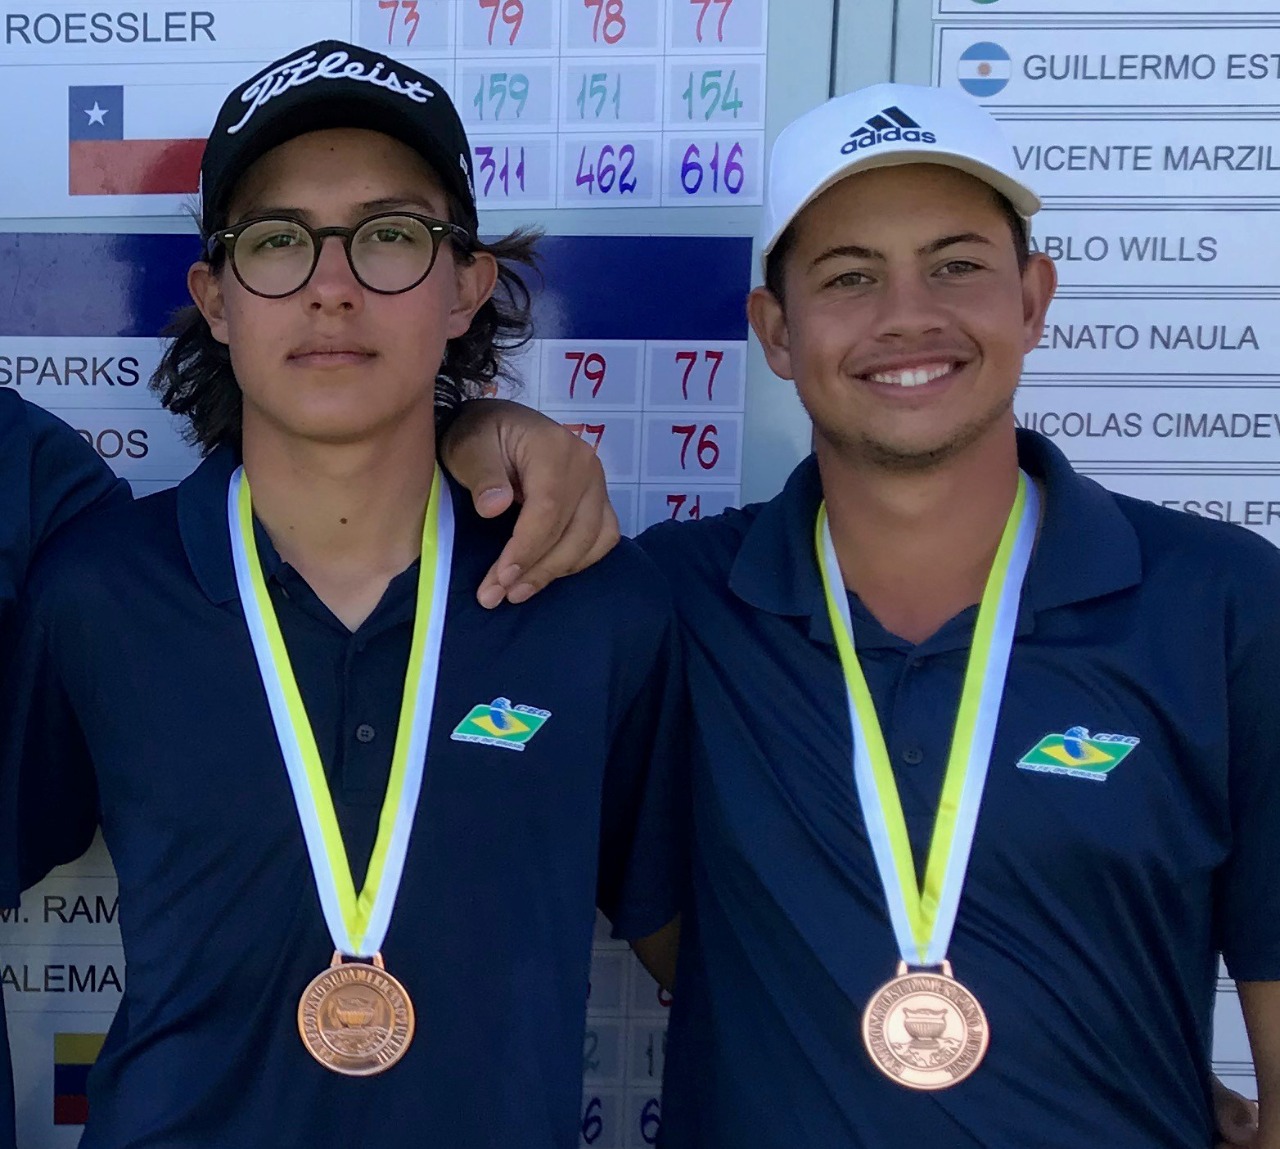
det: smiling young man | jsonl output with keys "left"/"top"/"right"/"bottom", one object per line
{"left": 0, "top": 41, "right": 684, "bottom": 1148}
{"left": 446, "top": 83, "right": 1280, "bottom": 1148}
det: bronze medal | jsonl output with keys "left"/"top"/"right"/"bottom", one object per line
{"left": 861, "top": 961, "right": 989, "bottom": 1090}
{"left": 298, "top": 952, "right": 415, "bottom": 1076}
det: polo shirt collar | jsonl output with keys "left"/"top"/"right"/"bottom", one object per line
{"left": 178, "top": 444, "right": 242, "bottom": 605}
{"left": 178, "top": 445, "right": 481, "bottom": 610}
{"left": 728, "top": 429, "right": 1142, "bottom": 645}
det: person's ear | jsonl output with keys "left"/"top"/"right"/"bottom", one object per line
{"left": 188, "top": 260, "right": 230, "bottom": 346}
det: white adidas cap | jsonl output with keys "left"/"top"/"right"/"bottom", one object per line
{"left": 760, "top": 82, "right": 1042, "bottom": 273}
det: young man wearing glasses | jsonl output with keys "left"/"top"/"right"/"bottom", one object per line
{"left": 0, "top": 41, "right": 684, "bottom": 1148}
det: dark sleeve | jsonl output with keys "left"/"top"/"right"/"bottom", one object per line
{"left": 596, "top": 606, "right": 691, "bottom": 942}
{"left": 23, "top": 399, "right": 131, "bottom": 549}
{"left": 1218, "top": 547, "right": 1280, "bottom": 981}
{"left": 0, "top": 605, "right": 100, "bottom": 906}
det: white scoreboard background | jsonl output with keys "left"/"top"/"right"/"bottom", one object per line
{"left": 903, "top": 0, "right": 1277, "bottom": 1104}
{"left": 0, "top": 0, "right": 1272, "bottom": 1144}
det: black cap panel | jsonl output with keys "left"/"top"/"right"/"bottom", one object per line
{"left": 200, "top": 41, "right": 478, "bottom": 236}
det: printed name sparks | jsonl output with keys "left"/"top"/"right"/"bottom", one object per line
{"left": 1014, "top": 144, "right": 1280, "bottom": 173}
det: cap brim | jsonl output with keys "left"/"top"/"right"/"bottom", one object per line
{"left": 760, "top": 150, "right": 1041, "bottom": 273}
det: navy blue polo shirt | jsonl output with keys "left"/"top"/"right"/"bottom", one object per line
{"left": 0, "top": 444, "right": 686, "bottom": 1149}
{"left": 0, "top": 389, "right": 129, "bottom": 1149}
{"left": 638, "top": 429, "right": 1280, "bottom": 1149}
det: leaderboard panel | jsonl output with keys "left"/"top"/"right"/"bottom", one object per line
{"left": 928, "top": 0, "right": 1279, "bottom": 1101}
{"left": 0, "top": 0, "right": 767, "bottom": 216}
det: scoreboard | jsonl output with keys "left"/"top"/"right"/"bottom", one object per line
{"left": 0, "top": 2, "right": 843, "bottom": 1147}
{"left": 1, "top": 0, "right": 769, "bottom": 217}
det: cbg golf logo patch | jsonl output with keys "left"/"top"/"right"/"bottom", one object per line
{"left": 1017, "top": 725, "right": 1139, "bottom": 781}
{"left": 451, "top": 697, "right": 550, "bottom": 752}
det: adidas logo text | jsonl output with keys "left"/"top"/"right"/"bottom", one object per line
{"left": 842, "top": 105, "right": 937, "bottom": 155}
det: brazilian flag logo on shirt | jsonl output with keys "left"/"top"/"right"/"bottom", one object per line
{"left": 451, "top": 697, "right": 550, "bottom": 752}
{"left": 1017, "top": 726, "right": 1139, "bottom": 781}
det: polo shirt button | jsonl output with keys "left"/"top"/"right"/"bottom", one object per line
{"left": 902, "top": 746, "right": 924, "bottom": 766}
{"left": 355, "top": 724, "right": 376, "bottom": 744}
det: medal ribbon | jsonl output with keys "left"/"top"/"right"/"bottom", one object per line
{"left": 815, "top": 473, "right": 1039, "bottom": 967}
{"left": 228, "top": 465, "right": 453, "bottom": 957}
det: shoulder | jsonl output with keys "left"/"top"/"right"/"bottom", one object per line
{"left": 1, "top": 392, "right": 130, "bottom": 537}
{"left": 1110, "top": 487, "right": 1280, "bottom": 643}
{"left": 636, "top": 503, "right": 763, "bottom": 585}
{"left": 1, "top": 391, "right": 98, "bottom": 472}
{"left": 450, "top": 487, "right": 677, "bottom": 639}
{"left": 1113, "top": 486, "right": 1280, "bottom": 580}
{"left": 21, "top": 487, "right": 179, "bottom": 625}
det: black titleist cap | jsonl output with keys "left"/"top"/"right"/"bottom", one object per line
{"left": 199, "top": 40, "right": 479, "bottom": 237}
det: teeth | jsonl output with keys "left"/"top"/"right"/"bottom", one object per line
{"left": 867, "top": 363, "right": 955, "bottom": 387}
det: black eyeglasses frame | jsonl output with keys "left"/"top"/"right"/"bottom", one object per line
{"left": 205, "top": 211, "right": 474, "bottom": 299}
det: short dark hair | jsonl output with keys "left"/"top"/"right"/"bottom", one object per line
{"left": 763, "top": 187, "right": 1030, "bottom": 305}
{"left": 151, "top": 190, "right": 540, "bottom": 454}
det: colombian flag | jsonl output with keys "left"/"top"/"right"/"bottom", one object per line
{"left": 68, "top": 84, "right": 205, "bottom": 196}
{"left": 53, "top": 1033, "right": 105, "bottom": 1125}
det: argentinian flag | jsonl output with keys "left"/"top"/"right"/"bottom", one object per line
{"left": 957, "top": 42, "right": 1012, "bottom": 98}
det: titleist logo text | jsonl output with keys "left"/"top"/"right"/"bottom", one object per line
{"left": 227, "top": 49, "right": 434, "bottom": 135}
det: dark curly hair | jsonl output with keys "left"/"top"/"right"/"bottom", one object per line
{"left": 151, "top": 190, "right": 540, "bottom": 454}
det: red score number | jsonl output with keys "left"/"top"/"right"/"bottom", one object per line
{"left": 667, "top": 493, "right": 702, "bottom": 520}
{"left": 671, "top": 423, "right": 720, "bottom": 471}
{"left": 564, "top": 422, "right": 607, "bottom": 451}
{"left": 564, "top": 351, "right": 607, "bottom": 399}
{"left": 377, "top": 0, "right": 420, "bottom": 46}
{"left": 675, "top": 349, "right": 724, "bottom": 401}
{"left": 689, "top": 0, "right": 733, "bottom": 43}
{"left": 479, "top": 0, "right": 523, "bottom": 45}
{"left": 583, "top": 0, "right": 626, "bottom": 44}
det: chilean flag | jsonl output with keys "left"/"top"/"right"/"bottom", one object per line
{"left": 68, "top": 85, "right": 205, "bottom": 196}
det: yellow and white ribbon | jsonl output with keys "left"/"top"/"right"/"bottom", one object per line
{"left": 228, "top": 465, "right": 452, "bottom": 957}
{"left": 815, "top": 473, "right": 1039, "bottom": 967}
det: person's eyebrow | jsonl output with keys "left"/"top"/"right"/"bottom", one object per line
{"left": 812, "top": 243, "right": 884, "bottom": 267}
{"left": 227, "top": 204, "right": 311, "bottom": 225}
{"left": 919, "top": 232, "right": 994, "bottom": 255}
{"left": 228, "top": 196, "right": 445, "bottom": 225}
{"left": 809, "top": 231, "right": 996, "bottom": 269}
{"left": 355, "top": 195, "right": 445, "bottom": 216}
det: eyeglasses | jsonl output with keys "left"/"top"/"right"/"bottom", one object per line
{"left": 206, "top": 212, "right": 473, "bottom": 299}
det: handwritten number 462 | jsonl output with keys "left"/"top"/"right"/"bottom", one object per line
{"left": 378, "top": 0, "right": 420, "bottom": 46}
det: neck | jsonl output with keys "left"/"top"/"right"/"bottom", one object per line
{"left": 240, "top": 410, "right": 437, "bottom": 631}
{"left": 818, "top": 421, "right": 1022, "bottom": 645}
